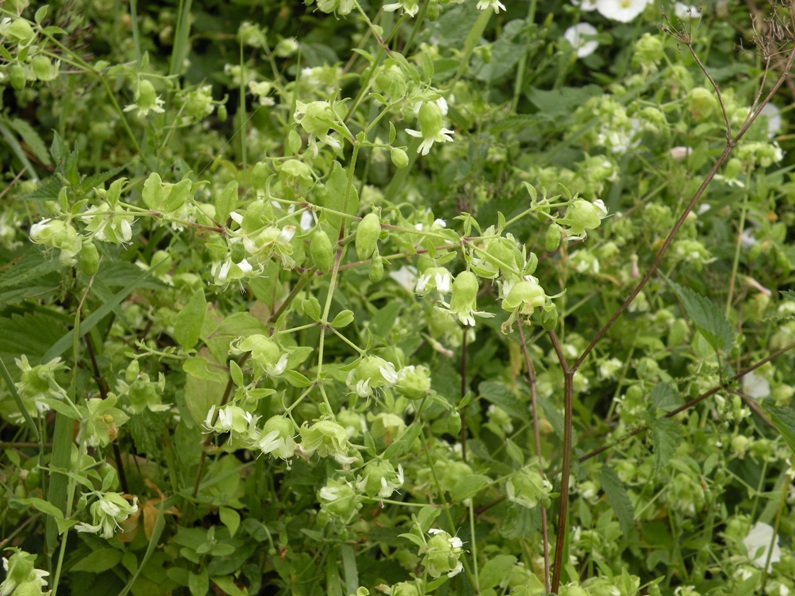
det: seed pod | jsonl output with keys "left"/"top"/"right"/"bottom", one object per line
{"left": 31, "top": 55, "right": 52, "bottom": 81}
{"left": 541, "top": 304, "right": 558, "bottom": 331}
{"left": 369, "top": 253, "right": 384, "bottom": 282}
{"left": 428, "top": 0, "right": 440, "bottom": 21}
{"left": 9, "top": 64, "right": 26, "bottom": 90}
{"left": 356, "top": 212, "right": 381, "bottom": 261}
{"left": 217, "top": 104, "right": 228, "bottom": 122}
{"left": 79, "top": 242, "right": 100, "bottom": 276}
{"left": 390, "top": 147, "right": 409, "bottom": 169}
{"left": 310, "top": 228, "right": 334, "bottom": 273}
{"left": 546, "top": 223, "right": 562, "bottom": 252}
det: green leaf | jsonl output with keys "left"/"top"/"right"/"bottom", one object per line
{"left": 183, "top": 355, "right": 228, "bottom": 383}
{"left": 71, "top": 549, "right": 124, "bottom": 573}
{"left": 184, "top": 366, "right": 227, "bottom": 427}
{"left": 599, "top": 465, "right": 634, "bottom": 536}
{"left": 219, "top": 506, "right": 241, "bottom": 538}
{"left": 479, "top": 380, "right": 526, "bottom": 419}
{"left": 283, "top": 370, "right": 312, "bottom": 387}
{"left": 479, "top": 554, "right": 517, "bottom": 591}
{"left": 382, "top": 423, "right": 423, "bottom": 460}
{"left": 369, "top": 301, "right": 401, "bottom": 338}
{"left": 668, "top": 280, "right": 734, "bottom": 353}
{"left": 210, "top": 575, "right": 247, "bottom": 596}
{"left": 765, "top": 404, "right": 795, "bottom": 455}
{"left": 650, "top": 417, "right": 682, "bottom": 472}
{"left": 330, "top": 309, "right": 354, "bottom": 328}
{"left": 505, "top": 438, "right": 524, "bottom": 467}
{"left": 174, "top": 288, "right": 206, "bottom": 350}
{"left": 450, "top": 474, "right": 490, "bottom": 502}
{"left": 9, "top": 117, "right": 52, "bottom": 166}
{"left": 15, "top": 496, "right": 64, "bottom": 520}
{"left": 782, "top": 289, "right": 795, "bottom": 301}
{"left": 320, "top": 161, "right": 358, "bottom": 233}
{"left": 42, "top": 265, "right": 154, "bottom": 363}
{"left": 189, "top": 569, "right": 209, "bottom": 596}
{"left": 651, "top": 382, "right": 683, "bottom": 413}
{"left": 216, "top": 181, "right": 238, "bottom": 224}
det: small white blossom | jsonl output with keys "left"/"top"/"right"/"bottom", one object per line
{"left": 596, "top": 0, "right": 650, "bottom": 23}
{"left": 744, "top": 522, "right": 781, "bottom": 570}
{"left": 564, "top": 23, "right": 599, "bottom": 58}
{"left": 674, "top": 3, "right": 701, "bottom": 19}
{"left": 476, "top": 0, "right": 506, "bottom": 13}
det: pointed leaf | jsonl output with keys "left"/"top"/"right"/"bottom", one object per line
{"left": 669, "top": 280, "right": 733, "bottom": 353}
{"left": 650, "top": 417, "right": 682, "bottom": 472}
{"left": 174, "top": 288, "right": 206, "bottom": 350}
{"left": 765, "top": 404, "right": 795, "bottom": 456}
{"left": 599, "top": 465, "right": 634, "bottom": 536}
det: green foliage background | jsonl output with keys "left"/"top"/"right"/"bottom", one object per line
{"left": 1, "top": 0, "right": 795, "bottom": 595}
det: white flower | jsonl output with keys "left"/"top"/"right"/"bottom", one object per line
{"left": 476, "top": 0, "right": 506, "bottom": 13}
{"left": 669, "top": 146, "right": 692, "bottom": 161}
{"left": 761, "top": 103, "right": 782, "bottom": 139}
{"left": 744, "top": 522, "right": 781, "bottom": 570}
{"left": 596, "top": 0, "right": 650, "bottom": 23}
{"left": 389, "top": 265, "right": 418, "bottom": 292}
{"left": 300, "top": 211, "right": 314, "bottom": 231}
{"left": 674, "top": 2, "right": 701, "bottom": 19}
{"left": 571, "top": 0, "right": 599, "bottom": 9}
{"left": 379, "top": 362, "right": 399, "bottom": 384}
{"left": 564, "top": 23, "right": 599, "bottom": 58}
{"left": 742, "top": 371, "right": 770, "bottom": 399}
{"left": 382, "top": 0, "right": 420, "bottom": 17}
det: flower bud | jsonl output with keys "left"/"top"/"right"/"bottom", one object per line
{"left": 687, "top": 87, "right": 717, "bottom": 121}
{"left": 10, "top": 64, "right": 26, "bottom": 90}
{"left": 259, "top": 416, "right": 297, "bottom": 460}
{"left": 7, "top": 18, "right": 35, "bottom": 45}
{"left": 217, "top": 104, "right": 228, "bottom": 122}
{"left": 369, "top": 253, "right": 384, "bottom": 282}
{"left": 565, "top": 198, "right": 607, "bottom": 238}
{"left": 423, "top": 530, "right": 464, "bottom": 578}
{"left": 356, "top": 460, "right": 404, "bottom": 498}
{"left": 79, "top": 242, "right": 100, "bottom": 276}
{"left": 545, "top": 223, "right": 562, "bottom": 252}
{"left": 390, "top": 147, "right": 409, "bottom": 169}
{"left": 300, "top": 420, "right": 356, "bottom": 464}
{"left": 356, "top": 212, "right": 381, "bottom": 260}
{"left": 319, "top": 478, "right": 360, "bottom": 519}
{"left": 235, "top": 335, "right": 289, "bottom": 377}
{"left": 310, "top": 228, "right": 334, "bottom": 272}
{"left": 395, "top": 365, "right": 431, "bottom": 399}
{"left": 31, "top": 55, "right": 58, "bottom": 81}
{"left": 427, "top": 0, "right": 440, "bottom": 20}
{"left": 634, "top": 33, "right": 664, "bottom": 71}
{"left": 541, "top": 304, "right": 558, "bottom": 331}
{"left": 506, "top": 466, "right": 552, "bottom": 509}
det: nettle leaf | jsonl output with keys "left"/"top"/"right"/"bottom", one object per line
{"left": 599, "top": 465, "right": 634, "bottom": 536}
{"left": 650, "top": 417, "right": 682, "bottom": 472}
{"left": 651, "top": 382, "right": 683, "bottom": 413}
{"left": 669, "top": 280, "right": 733, "bottom": 353}
{"left": 765, "top": 404, "right": 795, "bottom": 456}
{"left": 479, "top": 380, "right": 526, "bottom": 419}
{"left": 9, "top": 117, "right": 52, "bottom": 166}
{"left": 782, "top": 289, "right": 795, "bottom": 301}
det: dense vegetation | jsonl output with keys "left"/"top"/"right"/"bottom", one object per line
{"left": 2, "top": 0, "right": 795, "bottom": 594}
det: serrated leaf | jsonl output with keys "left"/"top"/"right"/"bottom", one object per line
{"left": 174, "top": 288, "right": 206, "bottom": 350}
{"left": 669, "top": 280, "right": 733, "bottom": 353}
{"left": 0, "top": 312, "right": 66, "bottom": 363}
{"left": 782, "top": 289, "right": 795, "bottom": 301}
{"left": 651, "top": 382, "right": 683, "bottom": 413}
{"left": 650, "top": 417, "right": 682, "bottom": 472}
{"left": 479, "top": 554, "right": 517, "bottom": 591}
{"left": 479, "top": 380, "right": 526, "bottom": 419}
{"left": 80, "top": 164, "right": 127, "bottom": 193}
{"left": 9, "top": 117, "right": 52, "bottom": 166}
{"left": 765, "top": 404, "right": 795, "bottom": 455}
{"left": 599, "top": 465, "right": 634, "bottom": 536}
{"left": 0, "top": 250, "right": 60, "bottom": 290}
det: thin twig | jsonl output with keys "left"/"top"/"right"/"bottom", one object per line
{"left": 577, "top": 341, "right": 795, "bottom": 463}
{"left": 460, "top": 326, "right": 468, "bottom": 462}
{"left": 516, "top": 323, "right": 550, "bottom": 593}
{"left": 547, "top": 330, "right": 573, "bottom": 593}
